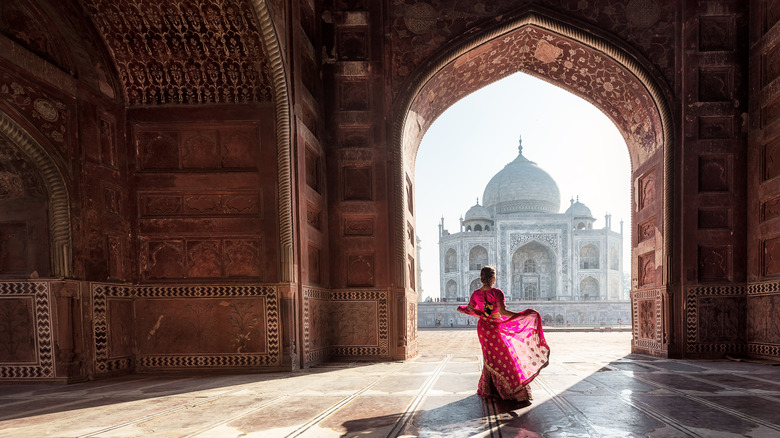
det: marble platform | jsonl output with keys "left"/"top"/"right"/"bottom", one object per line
{"left": 1, "top": 330, "right": 779, "bottom": 437}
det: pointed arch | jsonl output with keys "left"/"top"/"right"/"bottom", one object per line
{"left": 393, "top": 8, "right": 674, "bottom": 293}
{"left": 0, "top": 110, "right": 71, "bottom": 277}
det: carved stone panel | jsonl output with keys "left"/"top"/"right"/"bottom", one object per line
{"left": 308, "top": 245, "right": 321, "bottom": 285}
{"left": 136, "top": 297, "right": 266, "bottom": 355}
{"left": 106, "top": 234, "right": 123, "bottom": 280}
{"left": 698, "top": 208, "right": 731, "bottom": 229}
{"left": 107, "top": 299, "right": 134, "bottom": 358}
{"left": 339, "top": 126, "right": 370, "bottom": 148}
{"left": 763, "top": 237, "right": 780, "bottom": 277}
{"left": 337, "top": 79, "right": 369, "bottom": 111}
{"left": 761, "top": 195, "right": 780, "bottom": 222}
{"left": 698, "top": 116, "right": 733, "bottom": 139}
{"left": 747, "top": 294, "right": 780, "bottom": 345}
{"left": 763, "top": 40, "right": 780, "bottom": 87}
{"left": 686, "top": 285, "right": 747, "bottom": 355}
{"left": 760, "top": 100, "right": 780, "bottom": 128}
{"left": 330, "top": 291, "right": 388, "bottom": 356}
{"left": 699, "top": 15, "right": 735, "bottom": 52}
{"left": 306, "top": 205, "right": 321, "bottom": 231}
{"left": 141, "top": 237, "right": 262, "bottom": 281}
{"left": 344, "top": 217, "right": 373, "bottom": 236}
{"left": 765, "top": 136, "right": 780, "bottom": 182}
{"left": 637, "top": 298, "right": 656, "bottom": 340}
{"left": 699, "top": 67, "right": 733, "bottom": 102}
{"left": 408, "top": 255, "right": 415, "bottom": 290}
{"left": 331, "top": 301, "right": 378, "bottom": 346}
{"left": 638, "top": 170, "right": 656, "bottom": 211}
{"left": 181, "top": 131, "right": 219, "bottom": 169}
{"left": 140, "top": 132, "right": 180, "bottom": 169}
{"left": 698, "top": 245, "right": 731, "bottom": 282}
{"left": 143, "top": 240, "right": 186, "bottom": 279}
{"left": 638, "top": 217, "right": 655, "bottom": 242}
{"left": 697, "top": 296, "right": 745, "bottom": 343}
{"left": 305, "top": 147, "right": 320, "bottom": 193}
{"left": 224, "top": 240, "right": 261, "bottom": 277}
{"left": 699, "top": 155, "right": 730, "bottom": 192}
{"left": 140, "top": 192, "right": 261, "bottom": 217}
{"left": 187, "top": 240, "right": 222, "bottom": 278}
{"left": 98, "top": 115, "right": 117, "bottom": 168}
{"left": 338, "top": 28, "right": 369, "bottom": 61}
{"left": 0, "top": 297, "right": 35, "bottom": 362}
{"left": 347, "top": 254, "right": 374, "bottom": 287}
{"left": 638, "top": 251, "right": 655, "bottom": 287}
{"left": 343, "top": 166, "right": 372, "bottom": 201}
{"left": 136, "top": 125, "right": 259, "bottom": 171}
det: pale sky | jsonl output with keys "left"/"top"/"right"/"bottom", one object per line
{"left": 414, "top": 72, "right": 631, "bottom": 300}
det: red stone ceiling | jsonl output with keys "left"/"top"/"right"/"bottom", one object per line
{"left": 407, "top": 25, "right": 663, "bottom": 167}
{"left": 80, "top": 0, "right": 273, "bottom": 105}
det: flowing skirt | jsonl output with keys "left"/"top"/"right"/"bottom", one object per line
{"left": 465, "top": 310, "right": 550, "bottom": 401}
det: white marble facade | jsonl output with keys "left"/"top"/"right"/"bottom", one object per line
{"left": 438, "top": 139, "right": 624, "bottom": 302}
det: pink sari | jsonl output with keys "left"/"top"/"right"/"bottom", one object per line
{"left": 458, "top": 287, "right": 550, "bottom": 401}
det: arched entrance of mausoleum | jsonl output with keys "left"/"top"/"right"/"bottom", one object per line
{"left": 395, "top": 11, "right": 674, "bottom": 357}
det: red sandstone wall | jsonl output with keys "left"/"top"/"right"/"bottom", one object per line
{"left": 748, "top": 0, "right": 780, "bottom": 360}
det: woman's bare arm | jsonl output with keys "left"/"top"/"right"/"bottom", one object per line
{"left": 497, "top": 302, "right": 516, "bottom": 317}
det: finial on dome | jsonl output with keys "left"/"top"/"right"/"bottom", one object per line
{"left": 518, "top": 135, "right": 523, "bottom": 155}
{"left": 476, "top": 197, "right": 479, "bottom": 205}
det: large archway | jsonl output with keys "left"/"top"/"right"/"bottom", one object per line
{"left": 395, "top": 10, "right": 673, "bottom": 356}
{"left": 0, "top": 110, "right": 71, "bottom": 277}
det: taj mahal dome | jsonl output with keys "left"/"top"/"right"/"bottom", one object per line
{"left": 419, "top": 137, "right": 630, "bottom": 328}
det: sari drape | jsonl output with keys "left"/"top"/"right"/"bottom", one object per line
{"left": 458, "top": 287, "right": 550, "bottom": 401}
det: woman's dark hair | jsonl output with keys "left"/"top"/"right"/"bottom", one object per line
{"left": 480, "top": 265, "right": 496, "bottom": 285}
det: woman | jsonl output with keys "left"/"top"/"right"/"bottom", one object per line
{"left": 457, "top": 265, "right": 550, "bottom": 402}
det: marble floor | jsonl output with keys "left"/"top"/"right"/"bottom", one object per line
{"left": 1, "top": 330, "right": 779, "bottom": 437}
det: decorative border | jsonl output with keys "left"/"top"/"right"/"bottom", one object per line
{"left": 93, "top": 284, "right": 281, "bottom": 371}
{"left": 331, "top": 290, "right": 389, "bottom": 356}
{"left": 0, "top": 111, "right": 72, "bottom": 277}
{"left": 0, "top": 281, "right": 54, "bottom": 379}
{"left": 748, "top": 343, "right": 780, "bottom": 358}
{"left": 747, "top": 280, "right": 780, "bottom": 296}
{"left": 631, "top": 288, "right": 663, "bottom": 352}
{"left": 685, "top": 285, "right": 746, "bottom": 354}
{"left": 92, "top": 283, "right": 134, "bottom": 374}
{"left": 139, "top": 354, "right": 275, "bottom": 368}
{"left": 391, "top": 9, "right": 674, "bottom": 294}
{"left": 303, "top": 287, "right": 331, "bottom": 365}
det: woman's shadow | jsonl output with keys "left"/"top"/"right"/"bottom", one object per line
{"left": 337, "top": 394, "right": 534, "bottom": 437}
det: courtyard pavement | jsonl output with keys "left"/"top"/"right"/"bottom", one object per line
{"left": 1, "top": 330, "right": 779, "bottom": 437}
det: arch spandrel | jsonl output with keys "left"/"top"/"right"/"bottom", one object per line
{"left": 402, "top": 24, "right": 665, "bottom": 171}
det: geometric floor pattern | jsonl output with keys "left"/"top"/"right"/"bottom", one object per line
{"left": 1, "top": 330, "right": 779, "bottom": 437}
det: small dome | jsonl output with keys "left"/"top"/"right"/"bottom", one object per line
{"left": 566, "top": 197, "right": 593, "bottom": 218}
{"left": 482, "top": 138, "right": 560, "bottom": 214}
{"left": 464, "top": 200, "right": 491, "bottom": 221}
